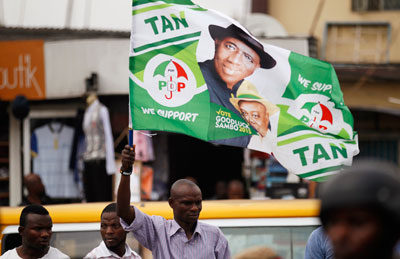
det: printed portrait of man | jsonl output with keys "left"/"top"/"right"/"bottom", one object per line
{"left": 199, "top": 23, "right": 276, "bottom": 147}
{"left": 199, "top": 23, "right": 276, "bottom": 116}
{"left": 230, "top": 81, "right": 279, "bottom": 153}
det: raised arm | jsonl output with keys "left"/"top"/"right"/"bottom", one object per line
{"left": 117, "top": 145, "right": 136, "bottom": 225}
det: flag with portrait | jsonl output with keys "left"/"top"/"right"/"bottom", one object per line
{"left": 129, "top": 0, "right": 359, "bottom": 181}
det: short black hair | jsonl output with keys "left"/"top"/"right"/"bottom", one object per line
{"left": 101, "top": 203, "right": 117, "bottom": 218}
{"left": 20, "top": 204, "right": 49, "bottom": 227}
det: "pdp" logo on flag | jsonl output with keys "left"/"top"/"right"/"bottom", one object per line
{"left": 144, "top": 54, "right": 197, "bottom": 107}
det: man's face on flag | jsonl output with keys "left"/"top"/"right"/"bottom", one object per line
{"left": 214, "top": 37, "right": 261, "bottom": 89}
{"left": 239, "top": 100, "right": 269, "bottom": 137}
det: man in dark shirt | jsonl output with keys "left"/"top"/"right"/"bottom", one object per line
{"left": 199, "top": 24, "right": 276, "bottom": 147}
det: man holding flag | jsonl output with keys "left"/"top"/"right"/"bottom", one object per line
{"left": 117, "top": 145, "right": 231, "bottom": 259}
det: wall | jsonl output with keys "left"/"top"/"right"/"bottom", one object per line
{"left": 2, "top": 0, "right": 249, "bottom": 31}
{"left": 44, "top": 39, "right": 129, "bottom": 98}
{"left": 269, "top": 0, "right": 400, "bottom": 62}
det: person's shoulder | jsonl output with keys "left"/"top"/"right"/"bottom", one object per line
{"left": 46, "top": 247, "right": 70, "bottom": 259}
{"left": 310, "top": 226, "right": 325, "bottom": 237}
{"left": 125, "top": 243, "right": 142, "bottom": 258}
{"left": 199, "top": 59, "right": 213, "bottom": 69}
{"left": 83, "top": 247, "right": 99, "bottom": 258}
{"left": 198, "top": 221, "right": 223, "bottom": 234}
{"left": 134, "top": 206, "right": 166, "bottom": 223}
{"left": 0, "top": 248, "right": 19, "bottom": 259}
{"left": 83, "top": 242, "right": 107, "bottom": 258}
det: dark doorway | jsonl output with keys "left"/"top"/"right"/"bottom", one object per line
{"left": 168, "top": 134, "right": 244, "bottom": 199}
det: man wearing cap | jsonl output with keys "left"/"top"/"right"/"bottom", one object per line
{"left": 199, "top": 23, "right": 276, "bottom": 147}
{"left": 230, "top": 81, "right": 279, "bottom": 153}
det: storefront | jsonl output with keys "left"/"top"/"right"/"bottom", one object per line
{"left": 0, "top": 29, "right": 322, "bottom": 206}
{"left": 0, "top": 31, "right": 131, "bottom": 206}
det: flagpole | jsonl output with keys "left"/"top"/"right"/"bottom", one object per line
{"left": 128, "top": 99, "right": 133, "bottom": 147}
{"left": 128, "top": 98, "right": 141, "bottom": 202}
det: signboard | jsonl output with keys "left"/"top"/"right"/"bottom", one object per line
{"left": 0, "top": 40, "right": 46, "bottom": 100}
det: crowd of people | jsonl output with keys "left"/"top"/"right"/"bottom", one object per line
{"left": 2, "top": 145, "right": 400, "bottom": 259}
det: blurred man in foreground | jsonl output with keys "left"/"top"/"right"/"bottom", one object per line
{"left": 319, "top": 160, "right": 400, "bottom": 259}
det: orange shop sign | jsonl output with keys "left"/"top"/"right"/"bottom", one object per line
{"left": 0, "top": 40, "right": 46, "bottom": 100}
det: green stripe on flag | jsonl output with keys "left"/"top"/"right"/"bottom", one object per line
{"left": 133, "top": 31, "right": 201, "bottom": 53}
{"left": 133, "top": 0, "right": 196, "bottom": 7}
{"left": 132, "top": 1, "right": 206, "bottom": 14}
{"left": 309, "top": 175, "right": 333, "bottom": 182}
{"left": 277, "top": 133, "right": 339, "bottom": 146}
{"left": 299, "top": 166, "right": 342, "bottom": 178}
{"left": 343, "top": 140, "right": 357, "bottom": 144}
{"left": 132, "top": 4, "right": 172, "bottom": 15}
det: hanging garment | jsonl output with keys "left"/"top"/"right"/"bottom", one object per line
{"left": 31, "top": 122, "right": 80, "bottom": 198}
{"left": 82, "top": 99, "right": 116, "bottom": 174}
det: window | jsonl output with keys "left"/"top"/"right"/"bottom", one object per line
{"left": 322, "top": 22, "right": 391, "bottom": 64}
{"left": 352, "top": 0, "right": 400, "bottom": 11}
{"left": 2, "top": 232, "right": 141, "bottom": 258}
{"left": 221, "top": 226, "right": 316, "bottom": 259}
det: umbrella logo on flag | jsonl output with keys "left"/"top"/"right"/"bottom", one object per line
{"left": 143, "top": 54, "right": 197, "bottom": 107}
{"left": 304, "top": 102, "right": 333, "bottom": 131}
{"left": 153, "top": 60, "right": 188, "bottom": 100}
{"left": 286, "top": 94, "right": 347, "bottom": 135}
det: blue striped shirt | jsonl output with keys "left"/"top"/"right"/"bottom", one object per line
{"left": 120, "top": 207, "right": 231, "bottom": 259}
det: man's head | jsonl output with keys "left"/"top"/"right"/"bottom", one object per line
{"left": 227, "top": 180, "right": 245, "bottom": 199}
{"left": 100, "top": 203, "right": 127, "bottom": 253}
{"left": 209, "top": 24, "right": 276, "bottom": 89}
{"left": 24, "top": 173, "right": 45, "bottom": 196}
{"left": 214, "top": 180, "right": 227, "bottom": 199}
{"left": 230, "top": 81, "right": 279, "bottom": 137}
{"left": 169, "top": 179, "right": 202, "bottom": 226}
{"left": 320, "top": 160, "right": 400, "bottom": 259}
{"left": 19, "top": 204, "right": 52, "bottom": 251}
{"left": 239, "top": 100, "right": 269, "bottom": 137}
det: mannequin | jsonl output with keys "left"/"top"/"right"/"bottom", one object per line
{"left": 82, "top": 92, "right": 116, "bottom": 202}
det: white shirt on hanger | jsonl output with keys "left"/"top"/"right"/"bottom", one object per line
{"left": 83, "top": 99, "right": 116, "bottom": 175}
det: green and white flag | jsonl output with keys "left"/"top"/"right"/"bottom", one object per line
{"left": 129, "top": 0, "right": 359, "bottom": 181}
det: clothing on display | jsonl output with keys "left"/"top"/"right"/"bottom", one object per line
{"left": 82, "top": 98, "right": 116, "bottom": 202}
{"left": 83, "top": 98, "right": 116, "bottom": 174}
{"left": 31, "top": 122, "right": 80, "bottom": 198}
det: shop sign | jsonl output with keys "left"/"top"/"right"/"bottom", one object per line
{"left": 0, "top": 40, "right": 46, "bottom": 100}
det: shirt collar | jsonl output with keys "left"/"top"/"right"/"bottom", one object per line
{"left": 99, "top": 241, "right": 139, "bottom": 258}
{"left": 169, "top": 219, "right": 203, "bottom": 238}
{"left": 99, "top": 241, "right": 113, "bottom": 257}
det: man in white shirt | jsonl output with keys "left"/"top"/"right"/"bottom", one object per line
{"left": 85, "top": 203, "right": 141, "bottom": 259}
{"left": 0, "top": 204, "right": 69, "bottom": 259}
